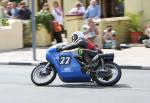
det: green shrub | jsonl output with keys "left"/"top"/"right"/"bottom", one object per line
{"left": 127, "top": 13, "right": 143, "bottom": 32}
{"left": 2, "top": 18, "right": 9, "bottom": 26}
{"left": 35, "top": 12, "right": 54, "bottom": 33}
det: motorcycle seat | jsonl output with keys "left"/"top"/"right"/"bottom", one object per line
{"left": 98, "top": 53, "right": 114, "bottom": 58}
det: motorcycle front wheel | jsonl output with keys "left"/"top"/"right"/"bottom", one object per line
{"left": 31, "top": 63, "right": 56, "bottom": 86}
{"left": 94, "top": 63, "right": 122, "bottom": 86}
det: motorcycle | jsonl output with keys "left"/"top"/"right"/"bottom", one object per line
{"left": 31, "top": 42, "right": 122, "bottom": 86}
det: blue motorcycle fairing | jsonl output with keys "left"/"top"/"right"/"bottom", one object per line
{"left": 46, "top": 44, "right": 91, "bottom": 83}
{"left": 46, "top": 42, "right": 68, "bottom": 53}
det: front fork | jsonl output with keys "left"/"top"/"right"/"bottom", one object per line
{"left": 100, "top": 59, "right": 105, "bottom": 70}
{"left": 41, "top": 62, "right": 51, "bottom": 74}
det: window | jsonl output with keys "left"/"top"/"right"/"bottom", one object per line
{"left": 115, "top": 0, "right": 124, "bottom": 17}
{"left": 100, "top": 0, "right": 124, "bottom": 18}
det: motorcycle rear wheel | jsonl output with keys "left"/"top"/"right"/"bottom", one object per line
{"left": 94, "top": 63, "right": 122, "bottom": 86}
{"left": 31, "top": 63, "right": 56, "bottom": 86}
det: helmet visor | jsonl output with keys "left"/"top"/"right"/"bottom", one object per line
{"left": 72, "top": 34, "right": 78, "bottom": 42}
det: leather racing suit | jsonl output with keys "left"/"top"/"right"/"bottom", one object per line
{"left": 61, "top": 38, "right": 103, "bottom": 66}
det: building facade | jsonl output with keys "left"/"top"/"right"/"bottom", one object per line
{"left": 1, "top": 0, "right": 150, "bottom": 48}
{"left": 5, "top": 0, "right": 150, "bottom": 23}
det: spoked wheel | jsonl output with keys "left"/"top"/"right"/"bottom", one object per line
{"left": 31, "top": 63, "right": 56, "bottom": 86}
{"left": 94, "top": 63, "right": 122, "bottom": 86}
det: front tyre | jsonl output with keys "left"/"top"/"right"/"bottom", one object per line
{"left": 95, "top": 63, "right": 122, "bottom": 86}
{"left": 31, "top": 63, "right": 56, "bottom": 86}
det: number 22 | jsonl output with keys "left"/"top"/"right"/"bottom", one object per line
{"left": 59, "top": 56, "right": 71, "bottom": 65}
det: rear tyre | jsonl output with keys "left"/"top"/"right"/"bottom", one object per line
{"left": 31, "top": 63, "right": 56, "bottom": 86}
{"left": 94, "top": 63, "right": 122, "bottom": 86}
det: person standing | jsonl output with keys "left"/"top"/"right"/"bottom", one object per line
{"left": 84, "top": 0, "right": 101, "bottom": 19}
{"left": 1, "top": 0, "right": 11, "bottom": 18}
{"left": 17, "top": 1, "right": 31, "bottom": 20}
{"left": 52, "top": 1, "right": 63, "bottom": 43}
{"left": 39, "top": 3, "right": 50, "bottom": 14}
{"left": 52, "top": 1, "right": 63, "bottom": 25}
{"left": 10, "top": 2, "right": 19, "bottom": 18}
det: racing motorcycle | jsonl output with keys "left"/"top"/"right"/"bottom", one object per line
{"left": 31, "top": 42, "right": 122, "bottom": 86}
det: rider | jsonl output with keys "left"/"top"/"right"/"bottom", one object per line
{"left": 57, "top": 31, "right": 103, "bottom": 71}
{"left": 58, "top": 31, "right": 102, "bottom": 55}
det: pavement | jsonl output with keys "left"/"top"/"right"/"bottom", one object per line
{"left": 0, "top": 44, "right": 150, "bottom": 70}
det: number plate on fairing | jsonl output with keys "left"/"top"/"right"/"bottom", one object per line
{"left": 59, "top": 56, "right": 71, "bottom": 65}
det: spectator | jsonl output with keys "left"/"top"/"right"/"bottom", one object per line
{"left": 6, "top": 2, "right": 12, "bottom": 16}
{"left": 39, "top": 3, "right": 50, "bottom": 14}
{"left": 1, "top": 0, "right": 12, "bottom": 18}
{"left": 144, "top": 23, "right": 150, "bottom": 38}
{"left": 1, "top": 0, "right": 9, "bottom": 15}
{"left": 83, "top": 18, "right": 100, "bottom": 45}
{"left": 103, "top": 25, "right": 117, "bottom": 49}
{"left": 69, "top": 1, "right": 85, "bottom": 15}
{"left": 17, "top": 1, "right": 31, "bottom": 20}
{"left": 52, "top": 1, "right": 63, "bottom": 43}
{"left": 143, "top": 23, "right": 150, "bottom": 48}
{"left": 10, "top": 2, "right": 19, "bottom": 18}
{"left": 52, "top": 1, "right": 63, "bottom": 25}
{"left": 84, "top": 0, "right": 101, "bottom": 19}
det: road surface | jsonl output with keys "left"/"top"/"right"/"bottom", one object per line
{"left": 0, "top": 65, "right": 150, "bottom": 103}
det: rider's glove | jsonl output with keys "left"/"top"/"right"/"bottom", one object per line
{"left": 57, "top": 47, "right": 63, "bottom": 52}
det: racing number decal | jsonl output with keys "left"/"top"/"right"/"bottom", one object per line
{"left": 59, "top": 56, "right": 71, "bottom": 65}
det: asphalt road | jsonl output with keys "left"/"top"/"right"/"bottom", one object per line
{"left": 0, "top": 65, "right": 150, "bottom": 103}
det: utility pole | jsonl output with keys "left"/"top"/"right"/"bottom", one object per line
{"left": 31, "top": 0, "right": 36, "bottom": 61}
{"left": 0, "top": 6, "right": 2, "bottom": 27}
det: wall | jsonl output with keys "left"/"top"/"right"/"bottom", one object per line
{"left": 23, "top": 21, "right": 52, "bottom": 47}
{"left": 142, "top": 0, "right": 150, "bottom": 23}
{"left": 0, "top": 19, "right": 23, "bottom": 51}
{"left": 100, "top": 17, "right": 130, "bottom": 43}
{"left": 64, "top": 15, "right": 84, "bottom": 42}
{"left": 65, "top": 16, "right": 130, "bottom": 47}
{"left": 125, "top": 0, "right": 150, "bottom": 24}
{"left": 124, "top": 0, "right": 142, "bottom": 14}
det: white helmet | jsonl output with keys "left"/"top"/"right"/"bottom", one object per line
{"left": 71, "top": 31, "right": 84, "bottom": 43}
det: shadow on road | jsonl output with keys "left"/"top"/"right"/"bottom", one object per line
{"left": 47, "top": 83, "right": 131, "bottom": 89}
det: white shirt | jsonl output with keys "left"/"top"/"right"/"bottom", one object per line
{"left": 103, "top": 30, "right": 116, "bottom": 40}
{"left": 52, "top": 7, "right": 63, "bottom": 25}
{"left": 69, "top": 7, "right": 85, "bottom": 14}
{"left": 82, "top": 24, "right": 97, "bottom": 38}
